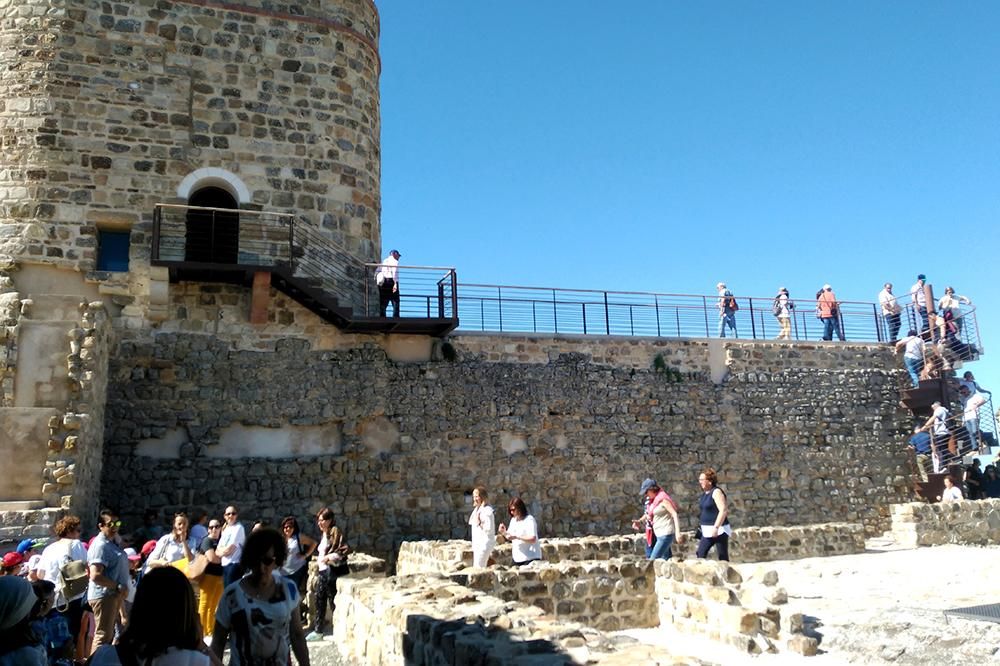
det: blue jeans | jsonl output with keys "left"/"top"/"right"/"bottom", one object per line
{"left": 904, "top": 356, "right": 922, "bottom": 387}
{"left": 649, "top": 534, "right": 675, "bottom": 560}
{"left": 222, "top": 562, "right": 241, "bottom": 587}
{"left": 718, "top": 312, "right": 736, "bottom": 337}
{"left": 918, "top": 307, "right": 930, "bottom": 337}
{"left": 966, "top": 419, "right": 979, "bottom": 450}
{"left": 822, "top": 316, "right": 843, "bottom": 341}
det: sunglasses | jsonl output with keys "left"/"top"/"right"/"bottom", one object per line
{"left": 225, "top": 512, "right": 236, "bottom": 516}
{"left": 103, "top": 520, "right": 122, "bottom": 528}
{"left": 208, "top": 524, "right": 222, "bottom": 529}
{"left": 260, "top": 556, "right": 276, "bottom": 567}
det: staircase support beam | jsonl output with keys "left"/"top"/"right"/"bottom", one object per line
{"left": 250, "top": 271, "right": 272, "bottom": 325}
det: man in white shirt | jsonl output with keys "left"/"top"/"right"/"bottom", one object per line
{"left": 959, "top": 385, "right": 986, "bottom": 453}
{"left": 377, "top": 249, "right": 401, "bottom": 318}
{"left": 879, "top": 282, "right": 902, "bottom": 341}
{"left": 218, "top": 505, "right": 246, "bottom": 586}
{"left": 909, "top": 274, "right": 933, "bottom": 339}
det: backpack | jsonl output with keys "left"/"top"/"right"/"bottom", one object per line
{"left": 724, "top": 294, "right": 738, "bottom": 312}
{"left": 56, "top": 541, "right": 89, "bottom": 606}
{"left": 772, "top": 298, "right": 782, "bottom": 317}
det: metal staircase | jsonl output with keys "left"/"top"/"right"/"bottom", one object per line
{"left": 151, "top": 204, "right": 458, "bottom": 336}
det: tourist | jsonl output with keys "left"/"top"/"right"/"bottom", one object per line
{"left": 895, "top": 329, "right": 924, "bottom": 387}
{"left": 960, "top": 371, "right": 991, "bottom": 397}
{"left": 879, "top": 282, "right": 902, "bottom": 341}
{"left": 937, "top": 286, "right": 971, "bottom": 339}
{"left": 696, "top": 468, "right": 732, "bottom": 561}
{"left": 716, "top": 282, "right": 737, "bottom": 338}
{"left": 377, "top": 249, "right": 402, "bottom": 317}
{"left": 280, "top": 516, "right": 318, "bottom": 595}
{"left": 196, "top": 518, "right": 225, "bottom": 642}
{"left": 498, "top": 497, "right": 541, "bottom": 566}
{"left": 635, "top": 478, "right": 682, "bottom": 560}
{"left": 817, "top": 284, "right": 844, "bottom": 342}
{"left": 218, "top": 505, "right": 246, "bottom": 587}
{"left": 940, "top": 476, "right": 963, "bottom": 503}
{"left": 90, "top": 567, "right": 220, "bottom": 666}
{"left": 305, "top": 508, "right": 350, "bottom": 641}
{"left": 212, "top": 528, "right": 309, "bottom": 666}
{"left": 16, "top": 539, "right": 45, "bottom": 562}
{"left": 130, "top": 509, "right": 166, "bottom": 547}
{"left": 189, "top": 508, "right": 209, "bottom": 545}
{"left": 774, "top": 287, "right": 792, "bottom": 340}
{"left": 964, "top": 460, "right": 984, "bottom": 501}
{"left": 959, "top": 385, "right": 987, "bottom": 454}
{"left": 910, "top": 274, "right": 929, "bottom": 336}
{"left": 24, "top": 556, "right": 42, "bottom": 583}
{"left": 38, "top": 516, "right": 89, "bottom": 625}
{"left": 1, "top": 552, "right": 23, "bottom": 576}
{"left": 922, "top": 401, "right": 952, "bottom": 471}
{"left": 908, "top": 426, "right": 933, "bottom": 482}
{"left": 31, "top": 578, "right": 75, "bottom": 663}
{"left": 145, "top": 512, "right": 198, "bottom": 571}
{"left": 0, "top": 576, "right": 47, "bottom": 665}
{"left": 87, "top": 509, "right": 131, "bottom": 654}
{"left": 468, "top": 486, "right": 497, "bottom": 568}
{"left": 982, "top": 465, "right": 1000, "bottom": 499}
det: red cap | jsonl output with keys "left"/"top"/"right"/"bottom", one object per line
{"left": 2, "top": 551, "right": 24, "bottom": 568}
{"left": 141, "top": 540, "right": 157, "bottom": 556}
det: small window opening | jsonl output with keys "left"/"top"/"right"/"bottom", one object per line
{"left": 96, "top": 230, "right": 131, "bottom": 272}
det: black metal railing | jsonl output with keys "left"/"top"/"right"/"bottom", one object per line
{"left": 452, "top": 284, "right": 983, "bottom": 347}
{"left": 363, "top": 263, "right": 458, "bottom": 319}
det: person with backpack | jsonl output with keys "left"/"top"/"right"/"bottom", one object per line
{"left": 716, "top": 282, "right": 738, "bottom": 338}
{"left": 773, "top": 287, "right": 793, "bottom": 340}
{"left": 37, "top": 515, "right": 88, "bottom": 659}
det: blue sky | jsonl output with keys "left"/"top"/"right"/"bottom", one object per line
{"left": 376, "top": 2, "right": 1000, "bottom": 388}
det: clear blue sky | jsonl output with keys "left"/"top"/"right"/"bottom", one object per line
{"left": 376, "top": 2, "right": 1000, "bottom": 388}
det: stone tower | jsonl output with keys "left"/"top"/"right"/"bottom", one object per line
{"left": 0, "top": 0, "right": 382, "bottom": 531}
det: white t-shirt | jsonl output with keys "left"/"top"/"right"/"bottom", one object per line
{"left": 506, "top": 515, "right": 541, "bottom": 563}
{"left": 89, "top": 645, "right": 210, "bottom": 666}
{"left": 148, "top": 533, "right": 199, "bottom": 569}
{"left": 879, "top": 289, "right": 900, "bottom": 315}
{"left": 932, "top": 405, "right": 949, "bottom": 436}
{"left": 911, "top": 281, "right": 926, "bottom": 308}
{"left": 903, "top": 336, "right": 923, "bottom": 360}
{"left": 942, "top": 486, "right": 963, "bottom": 502}
{"left": 38, "top": 538, "right": 88, "bottom": 603}
{"left": 469, "top": 505, "right": 496, "bottom": 553}
{"left": 219, "top": 523, "right": 246, "bottom": 567}
{"left": 281, "top": 535, "right": 308, "bottom": 575}
{"left": 379, "top": 254, "right": 399, "bottom": 281}
{"left": 963, "top": 392, "right": 985, "bottom": 421}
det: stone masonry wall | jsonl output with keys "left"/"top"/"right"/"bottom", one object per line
{"left": 100, "top": 335, "right": 913, "bottom": 560}
{"left": 890, "top": 498, "right": 1000, "bottom": 547}
{"left": 1, "top": 0, "right": 382, "bottom": 324}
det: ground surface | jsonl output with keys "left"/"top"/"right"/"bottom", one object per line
{"left": 303, "top": 542, "right": 1000, "bottom": 665}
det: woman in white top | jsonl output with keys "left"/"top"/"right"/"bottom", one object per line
{"left": 279, "top": 516, "right": 317, "bottom": 594}
{"left": 468, "top": 486, "right": 496, "bottom": 568}
{"left": 937, "top": 286, "right": 972, "bottom": 339}
{"left": 498, "top": 497, "right": 541, "bottom": 565}
{"left": 774, "top": 287, "right": 793, "bottom": 340}
{"left": 89, "top": 566, "right": 221, "bottom": 666}
{"left": 37, "top": 515, "right": 88, "bottom": 644}
{"left": 146, "top": 513, "right": 198, "bottom": 571}
{"left": 305, "top": 508, "right": 350, "bottom": 641}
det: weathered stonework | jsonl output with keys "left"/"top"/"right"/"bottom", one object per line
{"left": 99, "top": 334, "right": 913, "bottom": 561}
{"left": 890, "top": 498, "right": 1000, "bottom": 547}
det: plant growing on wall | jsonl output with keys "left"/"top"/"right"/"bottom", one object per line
{"left": 652, "top": 353, "right": 684, "bottom": 383}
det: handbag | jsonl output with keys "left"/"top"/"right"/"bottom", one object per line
{"left": 58, "top": 542, "right": 90, "bottom": 605}
{"left": 186, "top": 554, "right": 209, "bottom": 581}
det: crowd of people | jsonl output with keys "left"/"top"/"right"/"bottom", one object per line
{"left": 716, "top": 274, "right": 976, "bottom": 348}
{"left": 0, "top": 504, "right": 352, "bottom": 666}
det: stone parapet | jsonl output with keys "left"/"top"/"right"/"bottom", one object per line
{"left": 450, "top": 558, "right": 658, "bottom": 631}
{"left": 890, "top": 499, "right": 1000, "bottom": 547}
{"left": 655, "top": 559, "right": 817, "bottom": 655}
{"left": 332, "top": 573, "right": 705, "bottom": 665}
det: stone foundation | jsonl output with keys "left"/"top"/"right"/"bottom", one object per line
{"left": 655, "top": 559, "right": 817, "bottom": 655}
{"left": 890, "top": 499, "right": 1000, "bottom": 547}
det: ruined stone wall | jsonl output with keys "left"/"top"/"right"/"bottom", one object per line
{"left": 0, "top": 0, "right": 381, "bottom": 321}
{"left": 890, "top": 498, "right": 1000, "bottom": 547}
{"left": 100, "top": 334, "right": 913, "bottom": 559}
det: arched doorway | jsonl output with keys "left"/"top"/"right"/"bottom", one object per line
{"left": 185, "top": 187, "right": 239, "bottom": 264}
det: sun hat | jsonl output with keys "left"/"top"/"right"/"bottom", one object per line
{"left": 0, "top": 576, "right": 36, "bottom": 631}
